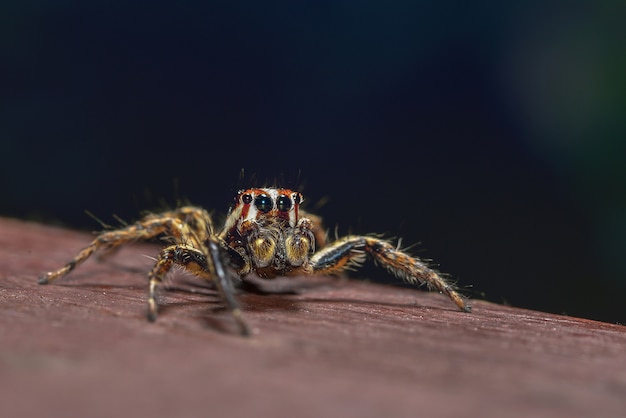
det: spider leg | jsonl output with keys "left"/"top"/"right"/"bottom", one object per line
{"left": 147, "top": 240, "right": 250, "bottom": 336}
{"left": 39, "top": 206, "right": 213, "bottom": 284}
{"left": 309, "top": 236, "right": 471, "bottom": 312}
{"left": 204, "top": 239, "right": 251, "bottom": 336}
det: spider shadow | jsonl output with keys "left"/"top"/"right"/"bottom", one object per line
{"left": 154, "top": 275, "right": 337, "bottom": 333}
{"left": 43, "top": 271, "right": 145, "bottom": 290}
{"left": 45, "top": 264, "right": 455, "bottom": 333}
{"left": 299, "top": 296, "right": 455, "bottom": 313}
{"left": 159, "top": 279, "right": 457, "bottom": 335}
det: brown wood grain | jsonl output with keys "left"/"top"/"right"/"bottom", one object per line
{"left": 1, "top": 217, "right": 625, "bottom": 418}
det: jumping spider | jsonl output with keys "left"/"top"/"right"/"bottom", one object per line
{"left": 39, "top": 188, "right": 470, "bottom": 335}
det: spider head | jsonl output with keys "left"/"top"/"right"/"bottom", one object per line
{"left": 228, "top": 188, "right": 303, "bottom": 228}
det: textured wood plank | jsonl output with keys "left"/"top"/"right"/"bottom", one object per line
{"left": 1, "top": 217, "right": 625, "bottom": 418}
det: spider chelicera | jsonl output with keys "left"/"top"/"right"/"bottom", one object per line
{"left": 39, "top": 187, "right": 470, "bottom": 335}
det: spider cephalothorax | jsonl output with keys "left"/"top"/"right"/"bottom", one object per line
{"left": 221, "top": 188, "right": 316, "bottom": 277}
{"left": 39, "top": 187, "right": 470, "bottom": 335}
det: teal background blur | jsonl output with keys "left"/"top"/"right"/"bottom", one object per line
{"left": 2, "top": 1, "right": 625, "bottom": 323}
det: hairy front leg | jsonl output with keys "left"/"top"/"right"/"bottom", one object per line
{"left": 147, "top": 243, "right": 211, "bottom": 322}
{"left": 148, "top": 241, "right": 250, "bottom": 336}
{"left": 309, "top": 236, "right": 471, "bottom": 312}
{"left": 39, "top": 206, "right": 213, "bottom": 285}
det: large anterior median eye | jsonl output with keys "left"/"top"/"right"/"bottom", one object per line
{"left": 277, "top": 195, "right": 292, "bottom": 212}
{"left": 254, "top": 194, "right": 273, "bottom": 213}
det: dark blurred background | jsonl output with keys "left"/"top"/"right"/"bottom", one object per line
{"left": 2, "top": 1, "right": 625, "bottom": 323}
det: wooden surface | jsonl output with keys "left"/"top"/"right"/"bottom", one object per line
{"left": 1, "top": 217, "right": 625, "bottom": 418}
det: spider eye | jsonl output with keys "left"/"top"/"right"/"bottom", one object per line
{"left": 277, "top": 195, "right": 292, "bottom": 212}
{"left": 254, "top": 194, "right": 273, "bottom": 213}
{"left": 241, "top": 193, "right": 253, "bottom": 204}
{"left": 293, "top": 193, "right": 302, "bottom": 205}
